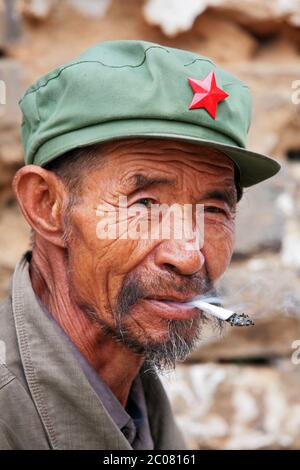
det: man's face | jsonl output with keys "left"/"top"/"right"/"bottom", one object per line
{"left": 63, "top": 139, "right": 237, "bottom": 368}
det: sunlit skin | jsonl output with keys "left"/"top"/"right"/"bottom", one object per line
{"left": 13, "top": 139, "right": 237, "bottom": 406}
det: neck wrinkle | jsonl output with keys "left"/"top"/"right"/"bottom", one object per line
{"left": 29, "top": 238, "right": 143, "bottom": 406}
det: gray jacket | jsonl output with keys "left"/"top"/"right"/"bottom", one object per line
{"left": 0, "top": 253, "right": 186, "bottom": 450}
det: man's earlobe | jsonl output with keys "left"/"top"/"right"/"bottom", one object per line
{"left": 13, "top": 165, "right": 67, "bottom": 247}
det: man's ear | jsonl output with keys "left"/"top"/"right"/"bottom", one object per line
{"left": 13, "top": 165, "right": 67, "bottom": 248}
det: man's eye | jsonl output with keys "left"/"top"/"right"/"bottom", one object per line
{"left": 135, "top": 198, "right": 156, "bottom": 208}
{"left": 205, "top": 206, "right": 226, "bottom": 214}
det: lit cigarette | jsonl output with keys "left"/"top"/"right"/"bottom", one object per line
{"left": 186, "top": 299, "right": 254, "bottom": 327}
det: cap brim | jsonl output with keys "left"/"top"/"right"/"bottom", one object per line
{"left": 33, "top": 119, "right": 281, "bottom": 187}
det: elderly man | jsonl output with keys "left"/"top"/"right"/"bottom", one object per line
{"left": 0, "top": 40, "right": 280, "bottom": 450}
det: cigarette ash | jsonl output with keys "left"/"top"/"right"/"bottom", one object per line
{"left": 226, "top": 313, "right": 254, "bottom": 327}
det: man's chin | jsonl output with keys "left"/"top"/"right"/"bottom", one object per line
{"left": 102, "top": 315, "right": 217, "bottom": 371}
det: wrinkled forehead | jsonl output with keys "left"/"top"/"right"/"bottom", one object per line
{"left": 100, "top": 138, "right": 235, "bottom": 173}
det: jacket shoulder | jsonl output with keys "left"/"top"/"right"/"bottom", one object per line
{"left": 0, "top": 296, "right": 49, "bottom": 449}
{"left": 0, "top": 363, "right": 49, "bottom": 450}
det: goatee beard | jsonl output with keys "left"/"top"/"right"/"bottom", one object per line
{"left": 107, "top": 269, "right": 223, "bottom": 371}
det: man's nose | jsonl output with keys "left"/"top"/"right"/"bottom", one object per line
{"left": 154, "top": 239, "right": 205, "bottom": 276}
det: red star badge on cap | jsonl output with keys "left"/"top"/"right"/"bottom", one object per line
{"left": 188, "top": 71, "right": 229, "bottom": 119}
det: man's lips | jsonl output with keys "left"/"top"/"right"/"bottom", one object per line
{"left": 140, "top": 297, "right": 200, "bottom": 321}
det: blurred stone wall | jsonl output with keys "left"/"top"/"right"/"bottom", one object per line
{"left": 0, "top": 0, "right": 300, "bottom": 449}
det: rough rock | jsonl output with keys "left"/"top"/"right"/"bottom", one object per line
{"left": 21, "top": 0, "right": 57, "bottom": 21}
{"left": 0, "top": 1, "right": 5, "bottom": 48}
{"left": 0, "top": 130, "right": 23, "bottom": 206}
{"left": 21, "top": 0, "right": 112, "bottom": 21}
{"left": 229, "top": 62, "right": 300, "bottom": 159}
{"left": 143, "top": 0, "right": 300, "bottom": 37}
{"left": 70, "top": 0, "right": 112, "bottom": 18}
{"left": 161, "top": 360, "right": 300, "bottom": 449}
{"left": 233, "top": 179, "right": 286, "bottom": 258}
{"left": 143, "top": 0, "right": 215, "bottom": 37}
{"left": 282, "top": 219, "right": 300, "bottom": 272}
{"left": 0, "top": 203, "right": 30, "bottom": 269}
{"left": 210, "top": 0, "right": 300, "bottom": 38}
{"left": 192, "top": 13, "right": 257, "bottom": 63}
{"left": 0, "top": 0, "right": 21, "bottom": 46}
{"left": 0, "top": 203, "right": 30, "bottom": 297}
{"left": 0, "top": 59, "right": 21, "bottom": 128}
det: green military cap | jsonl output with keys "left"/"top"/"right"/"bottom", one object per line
{"left": 19, "top": 40, "right": 280, "bottom": 187}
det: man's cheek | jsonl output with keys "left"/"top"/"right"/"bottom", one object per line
{"left": 98, "top": 234, "right": 159, "bottom": 276}
{"left": 70, "top": 209, "right": 156, "bottom": 282}
{"left": 95, "top": 211, "right": 156, "bottom": 265}
{"left": 95, "top": 202, "right": 149, "bottom": 241}
{"left": 203, "top": 224, "right": 235, "bottom": 280}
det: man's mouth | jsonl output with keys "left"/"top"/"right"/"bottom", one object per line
{"left": 140, "top": 296, "right": 200, "bottom": 321}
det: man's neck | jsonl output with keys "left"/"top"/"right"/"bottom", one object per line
{"left": 29, "top": 241, "right": 144, "bottom": 406}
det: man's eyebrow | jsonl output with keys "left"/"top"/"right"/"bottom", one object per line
{"left": 123, "top": 173, "right": 177, "bottom": 193}
{"left": 202, "top": 188, "right": 237, "bottom": 208}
